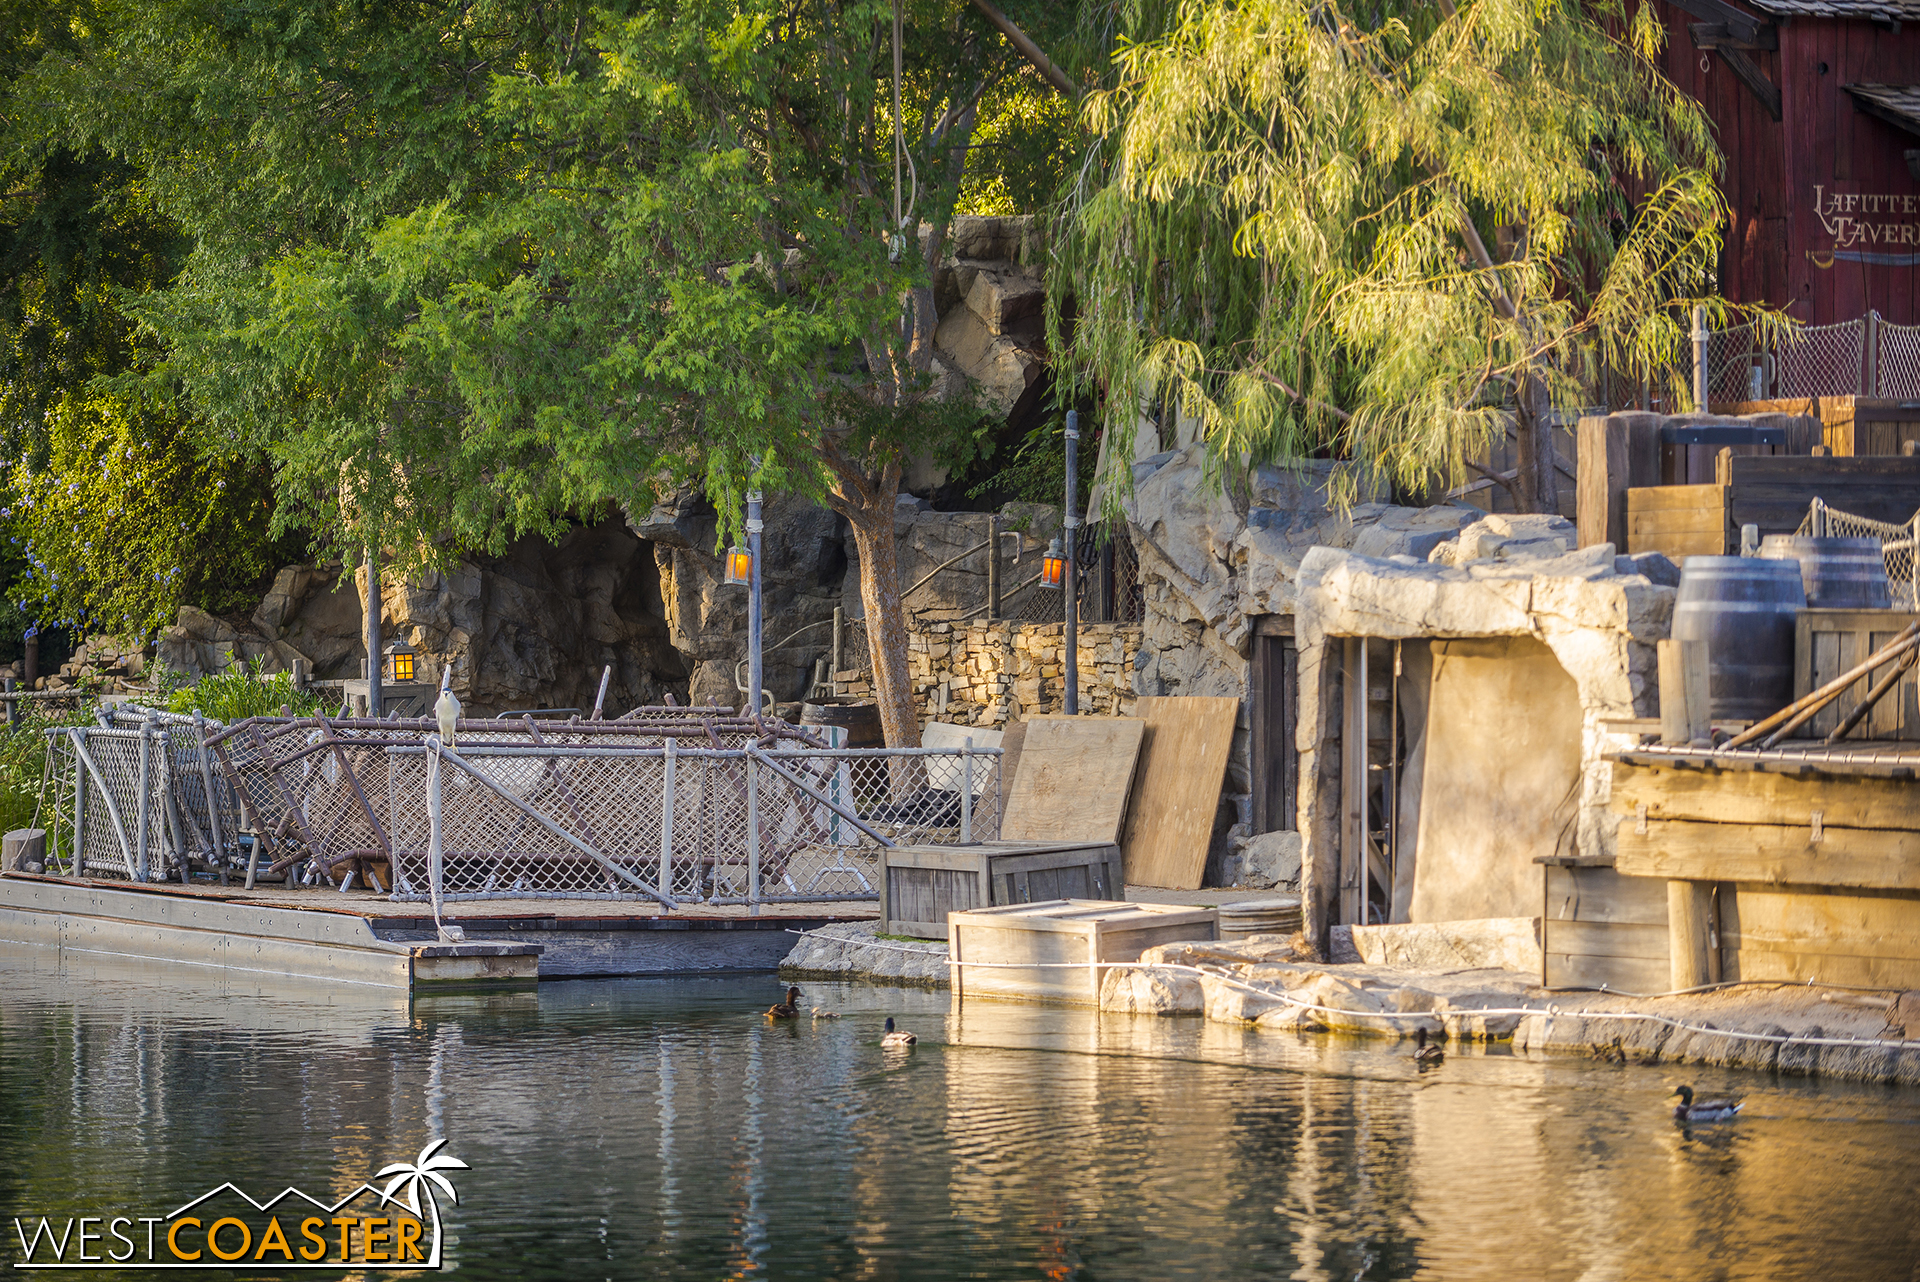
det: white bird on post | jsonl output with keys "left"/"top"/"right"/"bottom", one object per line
{"left": 434, "top": 668, "right": 460, "bottom": 750}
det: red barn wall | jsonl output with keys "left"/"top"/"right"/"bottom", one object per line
{"left": 1655, "top": 5, "right": 1920, "bottom": 324}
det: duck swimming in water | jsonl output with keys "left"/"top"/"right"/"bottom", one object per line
{"left": 1412, "top": 1027, "right": 1443, "bottom": 1065}
{"left": 881, "top": 1017, "right": 916, "bottom": 1048}
{"left": 765, "top": 986, "right": 802, "bottom": 1019}
{"left": 1670, "top": 1084, "right": 1742, "bottom": 1122}
{"left": 810, "top": 1007, "right": 838, "bottom": 1019}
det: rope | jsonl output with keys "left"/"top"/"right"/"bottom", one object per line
{"left": 783, "top": 929, "right": 1920, "bottom": 1052}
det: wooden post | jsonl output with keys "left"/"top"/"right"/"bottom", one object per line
{"left": 1668, "top": 879, "right": 1716, "bottom": 991}
{"left": 1658, "top": 639, "right": 1711, "bottom": 746}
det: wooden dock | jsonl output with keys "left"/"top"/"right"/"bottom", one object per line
{"left": 0, "top": 872, "right": 872, "bottom": 989}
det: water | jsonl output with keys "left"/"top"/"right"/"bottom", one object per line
{"left": 2, "top": 948, "right": 1918, "bottom": 1281}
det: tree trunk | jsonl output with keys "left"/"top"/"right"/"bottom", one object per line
{"left": 844, "top": 496, "right": 922, "bottom": 752}
{"left": 1513, "top": 375, "right": 1559, "bottom": 515}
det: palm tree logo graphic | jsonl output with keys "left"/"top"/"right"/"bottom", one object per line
{"left": 376, "top": 1138, "right": 469, "bottom": 1266}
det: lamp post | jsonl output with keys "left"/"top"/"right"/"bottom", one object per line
{"left": 747, "top": 488, "right": 765, "bottom": 718}
{"left": 1063, "top": 409, "right": 1081, "bottom": 715}
{"left": 364, "top": 545, "right": 382, "bottom": 718}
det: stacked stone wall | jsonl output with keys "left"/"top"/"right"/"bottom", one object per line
{"left": 833, "top": 619, "right": 1142, "bottom": 727}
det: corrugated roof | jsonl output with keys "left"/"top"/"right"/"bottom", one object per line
{"left": 1845, "top": 84, "right": 1920, "bottom": 138}
{"left": 1745, "top": 0, "right": 1920, "bottom": 19}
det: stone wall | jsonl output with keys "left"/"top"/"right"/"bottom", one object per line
{"left": 834, "top": 619, "right": 1142, "bottom": 726}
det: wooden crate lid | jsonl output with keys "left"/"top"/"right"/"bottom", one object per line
{"left": 949, "top": 898, "right": 1217, "bottom": 933}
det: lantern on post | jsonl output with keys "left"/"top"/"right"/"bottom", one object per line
{"left": 383, "top": 641, "right": 418, "bottom": 686}
{"left": 1039, "top": 539, "right": 1067, "bottom": 589}
{"left": 723, "top": 545, "right": 753, "bottom": 587}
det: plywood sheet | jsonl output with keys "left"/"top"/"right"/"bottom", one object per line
{"left": 998, "top": 717, "right": 1144, "bottom": 846}
{"left": 1119, "top": 696, "right": 1240, "bottom": 890}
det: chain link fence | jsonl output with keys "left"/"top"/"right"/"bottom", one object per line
{"left": 175, "top": 712, "right": 1002, "bottom": 905}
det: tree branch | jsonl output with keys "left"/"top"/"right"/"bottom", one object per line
{"left": 967, "top": 0, "right": 1078, "bottom": 97}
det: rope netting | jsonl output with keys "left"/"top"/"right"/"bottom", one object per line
{"left": 1702, "top": 312, "right": 1920, "bottom": 402}
{"left": 1795, "top": 501, "right": 1920, "bottom": 610}
{"left": 1880, "top": 320, "right": 1920, "bottom": 399}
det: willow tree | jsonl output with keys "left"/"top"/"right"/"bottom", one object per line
{"left": 1053, "top": 0, "right": 1743, "bottom": 512}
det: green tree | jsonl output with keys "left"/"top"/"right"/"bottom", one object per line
{"left": 1053, "top": 0, "right": 1755, "bottom": 513}
{"left": 41, "top": 0, "right": 1084, "bottom": 744}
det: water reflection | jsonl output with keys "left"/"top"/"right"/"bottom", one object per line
{"left": 1, "top": 948, "right": 1916, "bottom": 1281}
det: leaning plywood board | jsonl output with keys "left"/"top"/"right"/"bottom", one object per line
{"left": 999, "top": 717, "right": 1144, "bottom": 845}
{"left": 1121, "top": 696, "right": 1240, "bottom": 890}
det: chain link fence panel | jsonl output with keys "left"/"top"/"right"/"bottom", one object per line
{"left": 1881, "top": 320, "right": 1920, "bottom": 399}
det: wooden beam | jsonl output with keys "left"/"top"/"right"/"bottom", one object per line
{"left": 1611, "top": 760, "right": 1920, "bottom": 831}
{"left": 1687, "top": 20, "right": 1778, "bottom": 50}
{"left": 1664, "top": 0, "right": 1768, "bottom": 47}
{"left": 1616, "top": 819, "right": 1920, "bottom": 891}
{"left": 1720, "top": 48, "right": 1782, "bottom": 122}
{"left": 1668, "top": 880, "right": 1716, "bottom": 990}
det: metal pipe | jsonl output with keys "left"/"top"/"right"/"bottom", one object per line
{"left": 592, "top": 665, "right": 612, "bottom": 720}
{"left": 747, "top": 488, "right": 765, "bottom": 717}
{"left": 193, "top": 711, "right": 230, "bottom": 885}
{"left": 661, "top": 736, "right": 677, "bottom": 899}
{"left": 831, "top": 606, "right": 844, "bottom": 697}
{"left": 70, "top": 732, "right": 85, "bottom": 877}
{"left": 1064, "top": 409, "right": 1081, "bottom": 715}
{"left": 1692, "top": 304, "right": 1709, "bottom": 411}
{"left": 986, "top": 516, "right": 1001, "bottom": 619}
{"left": 960, "top": 738, "right": 973, "bottom": 844}
{"left": 135, "top": 719, "right": 152, "bottom": 882}
{"left": 745, "top": 750, "right": 762, "bottom": 907}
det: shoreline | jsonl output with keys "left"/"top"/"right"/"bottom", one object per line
{"left": 781, "top": 926, "right": 1920, "bottom": 1086}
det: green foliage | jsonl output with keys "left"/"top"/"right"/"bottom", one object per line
{"left": 1054, "top": 0, "right": 1778, "bottom": 510}
{"left": 0, "top": 705, "right": 92, "bottom": 850}
{"left": 161, "top": 658, "right": 324, "bottom": 722}
{"left": 7, "top": 391, "right": 300, "bottom": 639}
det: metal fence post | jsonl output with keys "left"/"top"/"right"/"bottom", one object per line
{"left": 1865, "top": 310, "right": 1880, "bottom": 395}
{"left": 661, "top": 735, "right": 677, "bottom": 900}
{"left": 831, "top": 605, "right": 843, "bottom": 697}
{"left": 70, "top": 730, "right": 85, "bottom": 878}
{"left": 1692, "top": 304, "right": 1710, "bottom": 411}
{"left": 1064, "top": 410, "right": 1081, "bottom": 715}
{"left": 960, "top": 738, "right": 972, "bottom": 844}
{"left": 135, "top": 722, "right": 152, "bottom": 883}
{"left": 745, "top": 752, "right": 761, "bottom": 910}
{"left": 2, "top": 677, "right": 13, "bottom": 729}
{"left": 986, "top": 515, "right": 1001, "bottom": 620}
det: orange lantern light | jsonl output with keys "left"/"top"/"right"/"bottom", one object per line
{"left": 1039, "top": 538, "right": 1066, "bottom": 590}
{"left": 383, "top": 642, "right": 417, "bottom": 684}
{"left": 723, "top": 545, "right": 753, "bottom": 586}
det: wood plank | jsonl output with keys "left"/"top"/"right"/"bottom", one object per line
{"left": 1724, "top": 949, "right": 1920, "bottom": 989}
{"left": 997, "top": 718, "right": 1030, "bottom": 812}
{"left": 1544, "top": 951, "right": 1670, "bottom": 993}
{"left": 1610, "top": 761, "right": 1920, "bottom": 831}
{"left": 999, "top": 716, "right": 1145, "bottom": 847}
{"left": 1544, "top": 863, "right": 1671, "bottom": 924}
{"left": 1615, "top": 819, "right": 1920, "bottom": 891}
{"left": 1626, "top": 483, "right": 1728, "bottom": 511}
{"left": 1120, "top": 696, "right": 1240, "bottom": 890}
{"left": 1722, "top": 884, "right": 1920, "bottom": 955}
{"left": 1543, "top": 919, "right": 1671, "bottom": 960}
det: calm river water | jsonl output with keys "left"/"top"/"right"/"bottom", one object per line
{"left": 2, "top": 947, "right": 1917, "bottom": 1281}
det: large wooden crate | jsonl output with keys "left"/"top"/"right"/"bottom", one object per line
{"left": 1793, "top": 608, "right": 1920, "bottom": 740}
{"left": 881, "top": 841, "right": 1122, "bottom": 939}
{"left": 948, "top": 900, "right": 1218, "bottom": 1005}
{"left": 1540, "top": 861, "right": 1670, "bottom": 993}
{"left": 1626, "top": 483, "right": 1729, "bottom": 559}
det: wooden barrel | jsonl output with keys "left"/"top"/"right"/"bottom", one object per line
{"left": 800, "top": 699, "right": 884, "bottom": 748}
{"left": 1672, "top": 557, "right": 1805, "bottom": 720}
{"left": 1757, "top": 535, "right": 1892, "bottom": 609}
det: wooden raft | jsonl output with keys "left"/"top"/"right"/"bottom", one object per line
{"left": 1609, "top": 756, "right": 1920, "bottom": 988}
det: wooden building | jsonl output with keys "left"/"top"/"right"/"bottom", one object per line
{"left": 1655, "top": 0, "right": 1920, "bottom": 321}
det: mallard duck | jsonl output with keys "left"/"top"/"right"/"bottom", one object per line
{"left": 1412, "top": 1027, "right": 1443, "bottom": 1065}
{"left": 881, "top": 1017, "right": 916, "bottom": 1048}
{"left": 765, "top": 986, "right": 802, "bottom": 1019}
{"left": 810, "top": 1007, "right": 838, "bottom": 1019}
{"left": 1670, "top": 1084, "right": 1742, "bottom": 1123}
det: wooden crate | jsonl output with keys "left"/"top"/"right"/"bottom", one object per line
{"left": 948, "top": 899, "right": 1218, "bottom": 1005}
{"left": 881, "top": 841, "right": 1122, "bottom": 939}
{"left": 1793, "top": 608, "right": 1920, "bottom": 740}
{"left": 1626, "top": 483, "right": 1729, "bottom": 559}
{"left": 1713, "top": 397, "right": 1920, "bottom": 458}
{"left": 1540, "top": 862, "right": 1670, "bottom": 993}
